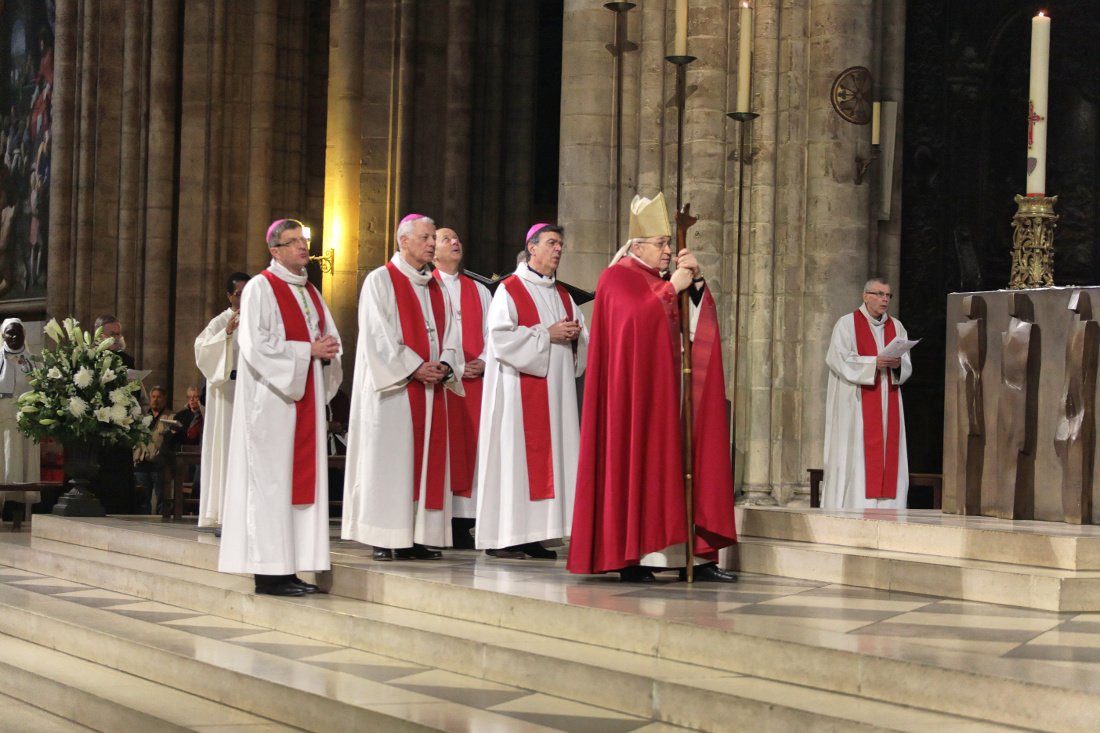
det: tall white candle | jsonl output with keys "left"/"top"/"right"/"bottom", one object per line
{"left": 674, "top": 0, "right": 688, "bottom": 57}
{"left": 871, "top": 102, "right": 881, "bottom": 146}
{"left": 736, "top": 2, "right": 753, "bottom": 111}
{"left": 1027, "top": 11, "right": 1051, "bottom": 196}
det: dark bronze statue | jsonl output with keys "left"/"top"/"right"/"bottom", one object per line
{"left": 994, "top": 292, "right": 1039, "bottom": 520}
{"left": 1054, "top": 290, "right": 1099, "bottom": 524}
{"left": 955, "top": 295, "right": 986, "bottom": 515}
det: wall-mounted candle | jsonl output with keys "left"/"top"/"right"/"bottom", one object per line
{"left": 735, "top": 2, "right": 753, "bottom": 111}
{"left": 1027, "top": 11, "right": 1051, "bottom": 196}
{"left": 871, "top": 102, "right": 881, "bottom": 146}
{"left": 674, "top": 0, "right": 688, "bottom": 57}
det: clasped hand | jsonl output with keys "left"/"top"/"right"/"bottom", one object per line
{"left": 310, "top": 335, "right": 341, "bottom": 360}
{"left": 413, "top": 361, "right": 449, "bottom": 384}
{"left": 548, "top": 318, "right": 581, "bottom": 344}
{"left": 876, "top": 355, "right": 901, "bottom": 369}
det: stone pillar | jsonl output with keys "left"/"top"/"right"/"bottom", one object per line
{"left": 47, "top": 0, "right": 77, "bottom": 319}
{"left": 323, "top": 0, "right": 364, "bottom": 385}
{"left": 144, "top": 0, "right": 179, "bottom": 390}
{"left": 798, "top": 0, "right": 875, "bottom": 492}
{"left": 557, "top": 0, "right": 615, "bottom": 290}
{"left": 245, "top": 0, "right": 277, "bottom": 276}
{"left": 739, "top": 0, "right": 781, "bottom": 506}
{"left": 441, "top": 0, "right": 474, "bottom": 232}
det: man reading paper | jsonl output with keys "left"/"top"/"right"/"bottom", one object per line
{"left": 822, "top": 277, "right": 913, "bottom": 510}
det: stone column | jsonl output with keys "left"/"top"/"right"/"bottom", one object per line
{"left": 323, "top": 0, "right": 364, "bottom": 385}
{"left": 557, "top": 0, "right": 615, "bottom": 290}
{"left": 738, "top": 0, "right": 781, "bottom": 506}
{"left": 245, "top": 0, "right": 277, "bottom": 276}
{"left": 799, "top": 0, "right": 876, "bottom": 487}
{"left": 441, "top": 0, "right": 474, "bottom": 233}
{"left": 144, "top": 0, "right": 179, "bottom": 390}
{"left": 47, "top": 0, "right": 77, "bottom": 319}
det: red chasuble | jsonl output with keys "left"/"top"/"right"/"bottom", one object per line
{"left": 432, "top": 271, "right": 484, "bottom": 497}
{"left": 853, "top": 309, "right": 901, "bottom": 499}
{"left": 567, "top": 257, "right": 737, "bottom": 575}
{"left": 386, "top": 262, "right": 449, "bottom": 510}
{"left": 259, "top": 269, "right": 326, "bottom": 505}
{"left": 502, "top": 275, "right": 574, "bottom": 502}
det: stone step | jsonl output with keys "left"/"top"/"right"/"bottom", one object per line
{"left": 0, "top": 689, "right": 97, "bottom": 732}
{"left": 0, "top": 577, "right": 612, "bottom": 733}
{"left": 4, "top": 517, "right": 1083, "bottom": 732}
{"left": 0, "top": 631, "right": 303, "bottom": 732}
{"left": 739, "top": 507, "right": 1100, "bottom": 571}
{"left": 735, "top": 534, "right": 1100, "bottom": 612}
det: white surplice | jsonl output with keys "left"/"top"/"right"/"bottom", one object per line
{"left": 436, "top": 270, "right": 492, "bottom": 520}
{"left": 0, "top": 346, "right": 39, "bottom": 489}
{"left": 217, "top": 261, "right": 342, "bottom": 575}
{"left": 194, "top": 308, "right": 238, "bottom": 527}
{"left": 823, "top": 304, "right": 912, "bottom": 510}
{"left": 341, "top": 253, "right": 465, "bottom": 549}
{"left": 475, "top": 264, "right": 588, "bottom": 549}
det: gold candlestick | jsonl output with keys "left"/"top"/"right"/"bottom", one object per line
{"left": 1009, "top": 194, "right": 1057, "bottom": 289}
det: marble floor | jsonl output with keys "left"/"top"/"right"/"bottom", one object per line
{"left": 3, "top": 513, "right": 1100, "bottom": 731}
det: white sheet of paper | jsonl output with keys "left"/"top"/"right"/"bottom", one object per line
{"left": 127, "top": 369, "right": 152, "bottom": 383}
{"left": 880, "top": 338, "right": 919, "bottom": 359}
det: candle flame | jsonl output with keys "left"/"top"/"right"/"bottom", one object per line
{"left": 741, "top": 1, "right": 750, "bottom": 6}
{"left": 1037, "top": 10, "right": 1046, "bottom": 17}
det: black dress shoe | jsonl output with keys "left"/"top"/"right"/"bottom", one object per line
{"left": 485, "top": 548, "right": 526, "bottom": 559}
{"left": 290, "top": 576, "right": 322, "bottom": 594}
{"left": 619, "top": 565, "right": 656, "bottom": 583}
{"left": 255, "top": 580, "right": 308, "bottom": 596}
{"left": 394, "top": 544, "right": 442, "bottom": 560}
{"left": 520, "top": 542, "right": 558, "bottom": 560}
{"left": 681, "top": 563, "right": 739, "bottom": 583}
{"left": 372, "top": 547, "right": 393, "bottom": 561}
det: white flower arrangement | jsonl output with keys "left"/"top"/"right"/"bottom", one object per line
{"left": 17, "top": 317, "right": 152, "bottom": 448}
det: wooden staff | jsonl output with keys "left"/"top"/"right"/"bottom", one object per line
{"left": 675, "top": 204, "right": 698, "bottom": 582}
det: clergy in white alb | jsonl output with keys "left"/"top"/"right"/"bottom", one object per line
{"left": 432, "top": 227, "right": 491, "bottom": 548}
{"left": 0, "top": 319, "right": 39, "bottom": 497}
{"left": 823, "top": 278, "right": 912, "bottom": 510}
{"left": 193, "top": 271, "right": 249, "bottom": 528}
{"left": 475, "top": 223, "right": 587, "bottom": 559}
{"left": 341, "top": 214, "right": 465, "bottom": 561}
{"left": 217, "top": 220, "right": 342, "bottom": 597}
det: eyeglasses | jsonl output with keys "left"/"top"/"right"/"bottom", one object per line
{"left": 865, "top": 290, "right": 893, "bottom": 300}
{"left": 275, "top": 236, "right": 311, "bottom": 248}
{"left": 637, "top": 237, "right": 672, "bottom": 251}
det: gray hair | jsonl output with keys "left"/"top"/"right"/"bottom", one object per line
{"left": 863, "top": 277, "right": 890, "bottom": 293}
{"left": 523, "top": 224, "right": 565, "bottom": 261}
{"left": 266, "top": 219, "right": 304, "bottom": 249}
{"left": 396, "top": 216, "right": 435, "bottom": 246}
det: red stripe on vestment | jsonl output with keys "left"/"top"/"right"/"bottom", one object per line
{"left": 853, "top": 309, "right": 900, "bottom": 499}
{"left": 387, "top": 262, "right": 449, "bottom": 510}
{"left": 502, "top": 275, "right": 573, "bottom": 501}
{"left": 260, "top": 269, "right": 326, "bottom": 505}
{"left": 431, "top": 272, "right": 485, "bottom": 497}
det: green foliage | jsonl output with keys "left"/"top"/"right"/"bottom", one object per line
{"left": 16, "top": 318, "right": 152, "bottom": 448}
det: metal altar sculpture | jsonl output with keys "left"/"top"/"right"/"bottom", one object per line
{"left": 1009, "top": 194, "right": 1058, "bottom": 289}
{"left": 942, "top": 288, "right": 1100, "bottom": 524}
{"left": 955, "top": 295, "right": 987, "bottom": 516}
{"left": 1055, "top": 291, "right": 1099, "bottom": 524}
{"left": 994, "top": 292, "right": 1038, "bottom": 520}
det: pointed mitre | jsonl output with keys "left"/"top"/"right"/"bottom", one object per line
{"left": 627, "top": 193, "right": 672, "bottom": 239}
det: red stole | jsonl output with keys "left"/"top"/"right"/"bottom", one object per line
{"left": 431, "top": 271, "right": 484, "bottom": 497}
{"left": 260, "top": 269, "right": 326, "bottom": 505}
{"left": 502, "top": 275, "right": 573, "bottom": 501}
{"left": 387, "top": 262, "right": 449, "bottom": 510}
{"left": 853, "top": 309, "right": 900, "bottom": 499}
